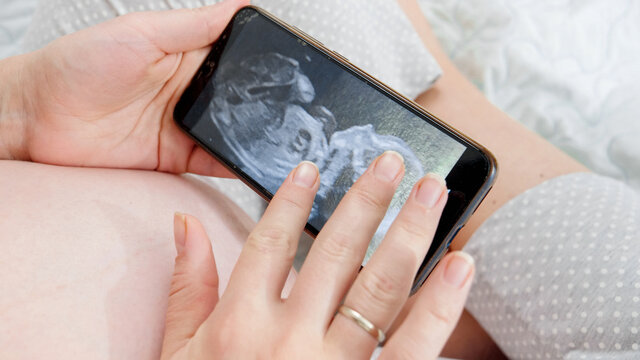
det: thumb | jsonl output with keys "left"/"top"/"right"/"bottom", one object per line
{"left": 123, "top": 0, "right": 250, "bottom": 54}
{"left": 162, "top": 213, "right": 219, "bottom": 359}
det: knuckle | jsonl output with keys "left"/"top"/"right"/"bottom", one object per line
{"left": 396, "top": 218, "right": 430, "bottom": 240}
{"left": 192, "top": 8, "right": 215, "bottom": 37}
{"left": 359, "top": 271, "right": 406, "bottom": 310}
{"left": 171, "top": 254, "right": 220, "bottom": 292}
{"left": 390, "top": 241, "right": 422, "bottom": 272}
{"left": 273, "top": 193, "right": 307, "bottom": 214}
{"left": 317, "top": 230, "right": 356, "bottom": 263}
{"left": 167, "top": 271, "right": 190, "bottom": 298}
{"left": 271, "top": 333, "right": 304, "bottom": 358}
{"left": 246, "top": 227, "right": 296, "bottom": 258}
{"left": 424, "top": 303, "right": 457, "bottom": 327}
{"left": 348, "top": 186, "right": 388, "bottom": 212}
{"left": 210, "top": 313, "right": 245, "bottom": 354}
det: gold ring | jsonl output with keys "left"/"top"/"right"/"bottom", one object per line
{"left": 337, "top": 305, "right": 386, "bottom": 344}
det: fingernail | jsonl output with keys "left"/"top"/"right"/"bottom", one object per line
{"left": 443, "top": 251, "right": 474, "bottom": 288}
{"left": 374, "top": 151, "right": 404, "bottom": 183}
{"left": 415, "top": 173, "right": 446, "bottom": 208}
{"left": 293, "top": 161, "right": 318, "bottom": 188}
{"left": 174, "top": 212, "right": 187, "bottom": 254}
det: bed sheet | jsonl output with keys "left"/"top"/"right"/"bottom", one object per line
{"left": 0, "top": 0, "right": 38, "bottom": 59}
{"left": 4, "top": 0, "right": 639, "bottom": 192}
{"left": 419, "top": 0, "right": 640, "bottom": 191}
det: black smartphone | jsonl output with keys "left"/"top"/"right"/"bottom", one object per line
{"left": 174, "top": 6, "right": 497, "bottom": 292}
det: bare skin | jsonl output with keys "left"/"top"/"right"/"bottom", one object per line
{"left": 0, "top": 2, "right": 467, "bottom": 358}
{"left": 0, "top": 157, "right": 467, "bottom": 360}
{"left": 395, "top": 1, "right": 589, "bottom": 358}
{"left": 0, "top": 161, "right": 268, "bottom": 359}
{"left": 396, "top": 0, "right": 588, "bottom": 250}
{"left": 159, "top": 155, "right": 475, "bottom": 360}
{"left": 0, "top": 0, "right": 589, "bottom": 359}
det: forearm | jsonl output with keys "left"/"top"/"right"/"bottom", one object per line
{"left": 0, "top": 54, "right": 34, "bottom": 161}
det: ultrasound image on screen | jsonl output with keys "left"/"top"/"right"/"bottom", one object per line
{"left": 187, "top": 13, "right": 466, "bottom": 263}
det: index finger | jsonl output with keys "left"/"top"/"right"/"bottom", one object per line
{"left": 223, "top": 162, "right": 319, "bottom": 300}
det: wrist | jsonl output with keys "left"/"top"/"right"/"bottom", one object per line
{"left": 0, "top": 53, "right": 35, "bottom": 161}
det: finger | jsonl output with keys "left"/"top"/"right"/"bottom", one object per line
{"left": 120, "top": 0, "right": 249, "bottom": 54}
{"left": 379, "top": 251, "right": 474, "bottom": 360}
{"left": 288, "top": 151, "right": 405, "bottom": 326}
{"left": 224, "top": 162, "right": 319, "bottom": 300}
{"left": 186, "top": 146, "right": 236, "bottom": 178}
{"left": 155, "top": 47, "right": 235, "bottom": 177}
{"left": 162, "top": 213, "right": 220, "bottom": 359}
{"left": 327, "top": 174, "right": 447, "bottom": 354}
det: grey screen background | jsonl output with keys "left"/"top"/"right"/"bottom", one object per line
{"left": 187, "top": 12, "right": 466, "bottom": 263}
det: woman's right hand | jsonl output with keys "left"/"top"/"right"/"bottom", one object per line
{"left": 161, "top": 151, "right": 475, "bottom": 359}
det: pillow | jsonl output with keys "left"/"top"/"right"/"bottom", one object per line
{"left": 419, "top": 0, "right": 640, "bottom": 191}
{"left": 23, "top": 0, "right": 441, "bottom": 100}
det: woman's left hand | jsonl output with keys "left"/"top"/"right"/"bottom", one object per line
{"left": 161, "top": 155, "right": 474, "bottom": 359}
{"left": 2, "top": 0, "right": 247, "bottom": 175}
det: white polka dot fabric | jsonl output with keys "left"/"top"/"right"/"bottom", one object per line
{"left": 21, "top": 0, "right": 442, "bottom": 223}
{"left": 465, "top": 173, "right": 640, "bottom": 359}
{"left": 21, "top": 0, "right": 441, "bottom": 100}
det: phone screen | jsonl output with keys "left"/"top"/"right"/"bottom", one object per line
{"left": 176, "top": 7, "right": 493, "bottom": 269}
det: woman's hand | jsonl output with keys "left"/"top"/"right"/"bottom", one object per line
{"left": 162, "top": 152, "right": 474, "bottom": 359}
{"left": 0, "top": 0, "right": 247, "bottom": 175}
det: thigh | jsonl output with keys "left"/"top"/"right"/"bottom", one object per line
{"left": 0, "top": 161, "right": 254, "bottom": 359}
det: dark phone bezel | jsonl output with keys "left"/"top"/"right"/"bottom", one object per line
{"left": 174, "top": 6, "right": 497, "bottom": 293}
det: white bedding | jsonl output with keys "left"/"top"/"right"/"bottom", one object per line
{"left": 3, "top": 0, "right": 638, "bottom": 191}
{"left": 419, "top": 0, "right": 640, "bottom": 191}
{"left": 0, "top": 0, "right": 38, "bottom": 59}
{"left": 2, "top": 1, "right": 639, "bottom": 359}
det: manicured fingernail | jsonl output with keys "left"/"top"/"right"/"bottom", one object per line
{"left": 415, "top": 173, "right": 446, "bottom": 208}
{"left": 374, "top": 151, "right": 404, "bottom": 183}
{"left": 443, "top": 251, "right": 474, "bottom": 288}
{"left": 174, "top": 212, "right": 187, "bottom": 254}
{"left": 293, "top": 161, "right": 318, "bottom": 188}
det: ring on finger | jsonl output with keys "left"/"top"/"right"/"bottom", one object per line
{"left": 336, "top": 305, "right": 386, "bottom": 344}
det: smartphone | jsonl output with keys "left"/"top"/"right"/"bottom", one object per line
{"left": 174, "top": 6, "right": 497, "bottom": 292}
